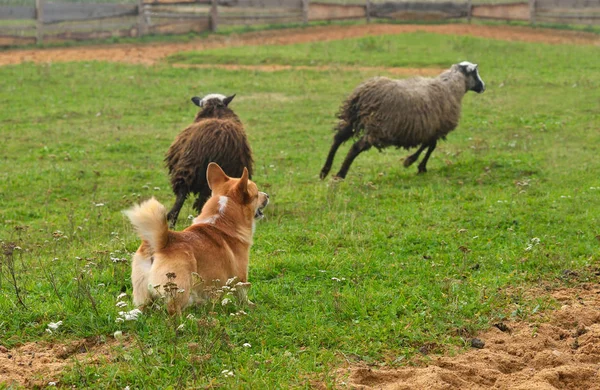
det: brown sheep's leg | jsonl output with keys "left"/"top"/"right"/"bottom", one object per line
{"left": 334, "top": 136, "right": 372, "bottom": 179}
{"left": 403, "top": 144, "right": 428, "bottom": 168}
{"left": 167, "top": 192, "right": 187, "bottom": 228}
{"left": 192, "top": 193, "right": 210, "bottom": 215}
{"left": 417, "top": 140, "right": 437, "bottom": 174}
{"left": 320, "top": 124, "right": 354, "bottom": 180}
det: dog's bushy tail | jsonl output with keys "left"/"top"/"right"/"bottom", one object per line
{"left": 124, "top": 197, "right": 169, "bottom": 252}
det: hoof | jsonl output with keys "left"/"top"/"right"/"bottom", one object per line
{"left": 319, "top": 171, "right": 328, "bottom": 180}
{"left": 403, "top": 156, "right": 416, "bottom": 168}
{"left": 332, "top": 175, "right": 345, "bottom": 181}
{"left": 417, "top": 168, "right": 427, "bottom": 175}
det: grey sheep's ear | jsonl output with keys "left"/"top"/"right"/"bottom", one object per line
{"left": 223, "top": 94, "right": 236, "bottom": 107}
{"left": 191, "top": 96, "right": 202, "bottom": 107}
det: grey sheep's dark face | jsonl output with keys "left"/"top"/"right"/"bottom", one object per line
{"left": 457, "top": 61, "right": 485, "bottom": 94}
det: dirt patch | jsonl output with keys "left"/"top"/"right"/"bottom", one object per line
{"left": 340, "top": 283, "right": 600, "bottom": 390}
{"left": 0, "top": 24, "right": 598, "bottom": 67}
{"left": 172, "top": 63, "right": 444, "bottom": 76}
{"left": 0, "top": 336, "right": 122, "bottom": 388}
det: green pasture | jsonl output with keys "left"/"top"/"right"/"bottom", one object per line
{"left": 1, "top": 31, "right": 599, "bottom": 388}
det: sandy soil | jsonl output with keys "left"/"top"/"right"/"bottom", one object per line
{"left": 0, "top": 23, "right": 599, "bottom": 67}
{"left": 0, "top": 336, "right": 123, "bottom": 388}
{"left": 339, "top": 283, "right": 600, "bottom": 390}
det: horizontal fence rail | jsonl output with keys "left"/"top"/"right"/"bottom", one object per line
{"left": 0, "top": 0, "right": 598, "bottom": 46}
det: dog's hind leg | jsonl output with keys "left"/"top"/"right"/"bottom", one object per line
{"left": 131, "top": 244, "right": 153, "bottom": 308}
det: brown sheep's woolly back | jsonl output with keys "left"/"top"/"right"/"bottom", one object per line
{"left": 320, "top": 62, "right": 485, "bottom": 179}
{"left": 165, "top": 96, "right": 253, "bottom": 226}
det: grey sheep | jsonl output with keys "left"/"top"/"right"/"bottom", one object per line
{"left": 319, "top": 61, "right": 485, "bottom": 179}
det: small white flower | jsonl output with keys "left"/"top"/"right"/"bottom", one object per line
{"left": 226, "top": 277, "right": 237, "bottom": 286}
{"left": 221, "top": 298, "right": 231, "bottom": 306}
{"left": 186, "top": 313, "right": 195, "bottom": 320}
{"left": 525, "top": 244, "right": 533, "bottom": 251}
{"left": 243, "top": 343, "right": 251, "bottom": 348}
{"left": 153, "top": 187, "right": 160, "bottom": 190}
{"left": 114, "top": 330, "right": 123, "bottom": 339}
{"left": 13, "top": 246, "right": 22, "bottom": 250}
{"left": 48, "top": 382, "right": 56, "bottom": 386}
{"left": 46, "top": 328, "right": 53, "bottom": 334}
{"left": 318, "top": 270, "right": 326, "bottom": 273}
{"left": 95, "top": 203, "right": 105, "bottom": 207}
{"left": 115, "top": 318, "right": 125, "bottom": 323}
{"left": 124, "top": 386, "right": 130, "bottom": 390}
{"left": 47, "top": 321, "right": 63, "bottom": 330}
{"left": 221, "top": 370, "right": 234, "bottom": 377}
{"left": 116, "top": 301, "right": 128, "bottom": 308}
{"left": 117, "top": 292, "right": 127, "bottom": 300}
{"left": 531, "top": 237, "right": 540, "bottom": 244}
{"left": 331, "top": 277, "right": 346, "bottom": 282}
{"left": 176, "top": 324, "right": 185, "bottom": 331}
{"left": 119, "top": 309, "right": 142, "bottom": 321}
{"left": 97, "top": 283, "right": 106, "bottom": 287}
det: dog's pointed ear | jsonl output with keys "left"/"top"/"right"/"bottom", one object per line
{"left": 223, "top": 94, "right": 235, "bottom": 107}
{"left": 236, "top": 167, "right": 249, "bottom": 194}
{"left": 207, "top": 163, "right": 228, "bottom": 190}
{"left": 191, "top": 96, "right": 202, "bottom": 107}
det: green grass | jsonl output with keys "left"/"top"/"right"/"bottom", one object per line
{"left": 1, "top": 31, "right": 599, "bottom": 388}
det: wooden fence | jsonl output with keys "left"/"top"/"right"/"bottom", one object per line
{"left": 0, "top": 0, "right": 598, "bottom": 46}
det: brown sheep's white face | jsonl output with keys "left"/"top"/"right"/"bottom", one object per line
{"left": 191, "top": 94, "right": 235, "bottom": 108}
{"left": 457, "top": 61, "right": 485, "bottom": 94}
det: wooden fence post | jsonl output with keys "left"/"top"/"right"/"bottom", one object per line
{"left": 529, "top": 0, "right": 536, "bottom": 24}
{"left": 35, "top": 0, "right": 43, "bottom": 44}
{"left": 137, "top": 0, "right": 146, "bottom": 37}
{"left": 366, "top": 0, "right": 371, "bottom": 23}
{"left": 466, "top": 0, "right": 472, "bottom": 23}
{"left": 210, "top": 0, "right": 218, "bottom": 31}
{"left": 302, "top": 0, "right": 309, "bottom": 24}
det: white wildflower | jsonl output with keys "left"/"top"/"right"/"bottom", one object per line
{"left": 117, "top": 292, "right": 127, "bottom": 300}
{"left": 221, "top": 370, "right": 234, "bottom": 377}
{"left": 176, "top": 324, "right": 185, "bottom": 332}
{"left": 119, "top": 309, "right": 142, "bottom": 321}
{"left": 243, "top": 343, "right": 251, "bottom": 348}
{"left": 115, "top": 318, "right": 125, "bottom": 323}
{"left": 48, "top": 382, "right": 56, "bottom": 386}
{"left": 47, "top": 321, "right": 63, "bottom": 331}
{"left": 153, "top": 187, "right": 160, "bottom": 191}
{"left": 116, "top": 301, "right": 128, "bottom": 308}
{"left": 186, "top": 313, "right": 195, "bottom": 320}
{"left": 114, "top": 330, "right": 123, "bottom": 339}
{"left": 95, "top": 203, "right": 105, "bottom": 207}
{"left": 46, "top": 328, "right": 53, "bottom": 334}
{"left": 221, "top": 298, "right": 231, "bottom": 306}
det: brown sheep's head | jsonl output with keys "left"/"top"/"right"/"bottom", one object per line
{"left": 191, "top": 94, "right": 236, "bottom": 108}
{"left": 455, "top": 62, "right": 485, "bottom": 94}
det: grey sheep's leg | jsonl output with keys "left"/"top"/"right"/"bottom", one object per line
{"left": 417, "top": 140, "right": 437, "bottom": 174}
{"left": 334, "top": 136, "right": 372, "bottom": 179}
{"left": 403, "top": 144, "right": 428, "bottom": 168}
{"left": 320, "top": 124, "right": 354, "bottom": 179}
{"left": 167, "top": 191, "right": 187, "bottom": 228}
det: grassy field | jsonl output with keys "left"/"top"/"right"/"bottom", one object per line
{"left": 1, "top": 31, "right": 599, "bottom": 388}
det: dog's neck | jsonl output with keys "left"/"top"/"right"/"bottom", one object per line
{"left": 191, "top": 196, "right": 254, "bottom": 245}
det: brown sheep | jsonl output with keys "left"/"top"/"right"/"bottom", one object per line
{"left": 165, "top": 94, "right": 254, "bottom": 226}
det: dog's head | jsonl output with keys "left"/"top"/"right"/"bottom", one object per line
{"left": 206, "top": 163, "right": 269, "bottom": 221}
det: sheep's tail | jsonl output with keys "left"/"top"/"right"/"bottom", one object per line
{"left": 123, "top": 197, "right": 169, "bottom": 253}
{"left": 335, "top": 89, "right": 365, "bottom": 139}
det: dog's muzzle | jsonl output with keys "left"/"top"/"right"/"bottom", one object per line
{"left": 254, "top": 193, "right": 269, "bottom": 220}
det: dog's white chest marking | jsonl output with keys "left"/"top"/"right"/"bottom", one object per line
{"left": 218, "top": 196, "right": 228, "bottom": 215}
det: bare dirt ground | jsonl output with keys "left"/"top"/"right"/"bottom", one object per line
{"left": 0, "top": 336, "right": 123, "bottom": 388}
{"left": 339, "top": 283, "right": 600, "bottom": 390}
{"left": 0, "top": 23, "right": 599, "bottom": 67}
